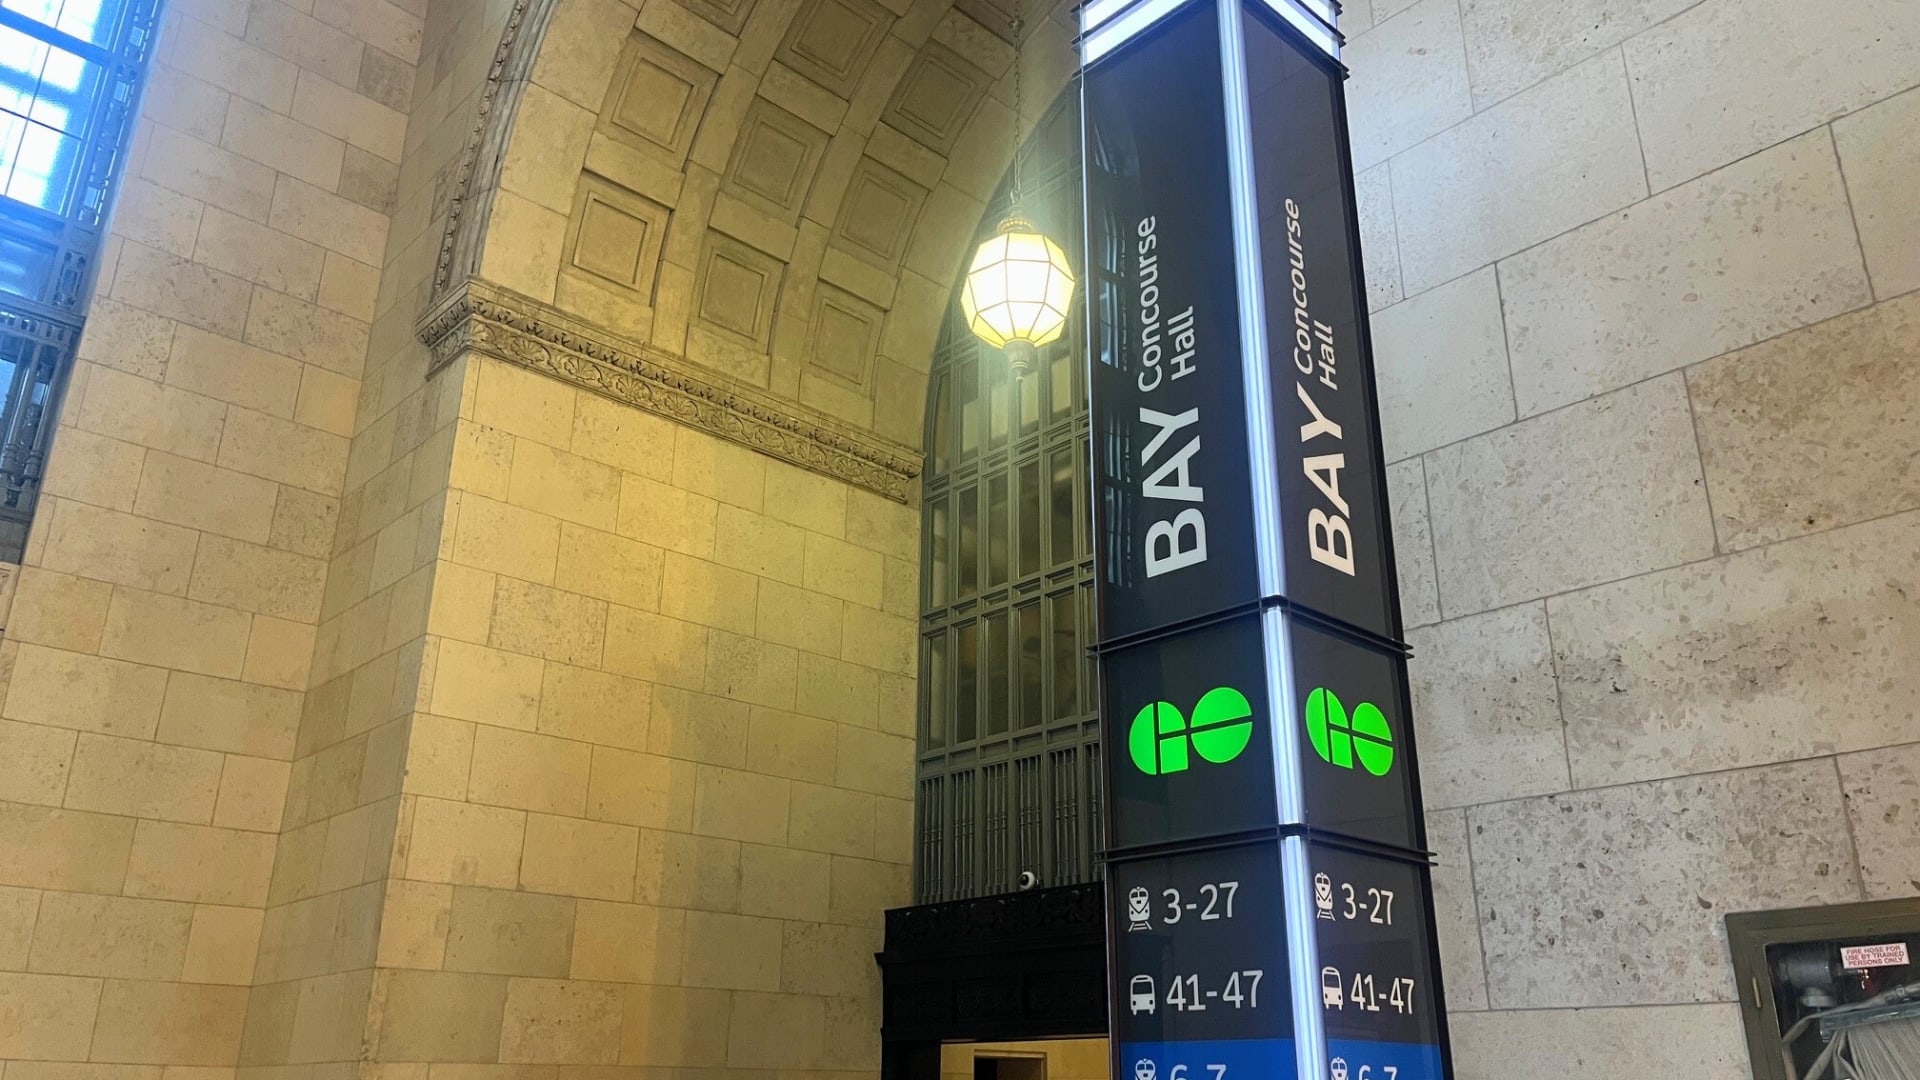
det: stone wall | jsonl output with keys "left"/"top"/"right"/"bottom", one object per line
{"left": 1342, "top": 0, "right": 1920, "bottom": 1075}
{"left": 0, "top": 0, "right": 422, "bottom": 1067}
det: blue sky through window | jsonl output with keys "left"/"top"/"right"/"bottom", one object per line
{"left": 0, "top": 0, "right": 120, "bottom": 214}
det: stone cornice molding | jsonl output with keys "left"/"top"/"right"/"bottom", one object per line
{"left": 418, "top": 278, "right": 923, "bottom": 503}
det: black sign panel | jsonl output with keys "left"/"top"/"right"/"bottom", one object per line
{"left": 1287, "top": 617, "right": 1422, "bottom": 852}
{"left": 1104, "top": 614, "right": 1276, "bottom": 847}
{"left": 1243, "top": 6, "right": 1397, "bottom": 642}
{"left": 1307, "top": 843, "right": 1446, "bottom": 1080}
{"left": 1087, "top": 0, "right": 1260, "bottom": 642}
{"left": 1112, "top": 844, "right": 1293, "bottom": 1045}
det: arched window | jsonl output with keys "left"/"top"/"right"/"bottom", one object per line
{"left": 915, "top": 94, "right": 1098, "bottom": 903}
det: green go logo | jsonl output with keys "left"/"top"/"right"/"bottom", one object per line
{"left": 1129, "top": 687, "right": 1256, "bottom": 776}
{"left": 1304, "top": 687, "right": 1394, "bottom": 776}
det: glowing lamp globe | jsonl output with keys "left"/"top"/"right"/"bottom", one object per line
{"left": 961, "top": 216, "right": 1076, "bottom": 377}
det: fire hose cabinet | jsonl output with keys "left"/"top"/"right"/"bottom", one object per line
{"left": 1727, "top": 898, "right": 1920, "bottom": 1080}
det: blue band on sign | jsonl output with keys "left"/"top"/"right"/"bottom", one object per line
{"left": 1323, "top": 1040, "right": 1447, "bottom": 1080}
{"left": 1121, "top": 1038, "right": 1299, "bottom": 1080}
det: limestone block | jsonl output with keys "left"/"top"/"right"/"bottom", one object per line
{"left": 481, "top": 192, "right": 569, "bottom": 304}
{"left": 219, "top": 405, "right": 352, "bottom": 496}
{"left": 192, "top": 205, "right": 327, "bottom": 301}
{"left": 37, "top": 499, "right": 191, "bottom": 598}
{"left": 165, "top": 324, "right": 305, "bottom": 421}
{"left": 1343, "top": 0, "right": 1472, "bottom": 171}
{"left": 531, "top": 0, "right": 634, "bottom": 108}
{"left": 552, "top": 525, "right": 666, "bottom": 617}
{"left": 1426, "top": 374, "right": 1714, "bottom": 615}
{"left": 0, "top": 972, "right": 105, "bottom": 1059}
{"left": 726, "top": 990, "right": 828, "bottom": 1069}
{"left": 291, "top": 69, "right": 408, "bottom": 165}
{"left": 618, "top": 473, "right": 720, "bottom": 559}
{"left": 135, "top": 451, "right": 282, "bottom": 545}
{"left": 693, "top": 763, "right": 792, "bottom": 846}
{"left": 101, "top": 588, "right": 254, "bottom": 678}
{"left": 660, "top": 552, "right": 761, "bottom": 635}
{"left": 681, "top": 909, "right": 785, "bottom": 991}
{"left": 189, "top": 535, "right": 328, "bottom": 621}
{"left": 571, "top": 899, "right": 687, "bottom": 984}
{"left": 65, "top": 733, "right": 224, "bottom": 824}
{"left": 269, "top": 174, "right": 391, "bottom": 266}
{"left": 672, "top": 426, "right": 768, "bottom": 512}
{"left": 1451, "top": 1004, "right": 1749, "bottom": 1080}
{"left": 444, "top": 886, "right": 578, "bottom": 978}
{"left": 508, "top": 440, "right": 623, "bottom": 533}
{"left": 8, "top": 566, "right": 113, "bottom": 653}
{"left": 78, "top": 365, "right": 227, "bottom": 464}
{"left": 704, "top": 628, "right": 799, "bottom": 708}
{"left": 1458, "top": 0, "right": 1690, "bottom": 107}
{"left": 139, "top": 125, "right": 276, "bottom": 225}
{"left": 6, "top": 643, "right": 168, "bottom": 738}
{"left": 1625, "top": 0, "right": 1920, "bottom": 190}
{"left": 1470, "top": 758, "right": 1858, "bottom": 1007}
{"left": 244, "top": 289, "right": 371, "bottom": 381}
{"left": 802, "top": 532, "right": 884, "bottom": 609}
{"left": 109, "top": 242, "right": 252, "bottom": 337}
{"left": 296, "top": 364, "right": 362, "bottom": 437}
{"left": 1551, "top": 512, "right": 1920, "bottom": 787}
{"left": 828, "top": 854, "right": 908, "bottom": 928}
{"left": 1500, "top": 129, "right": 1870, "bottom": 415}
{"left": 1372, "top": 267, "right": 1514, "bottom": 463}
{"left": 75, "top": 298, "right": 174, "bottom": 381}
{"left": 181, "top": 902, "right": 265, "bottom": 984}
{"left": 764, "top": 461, "right": 850, "bottom": 538}
{"left": 874, "top": 793, "right": 912, "bottom": 863}
{"left": 713, "top": 504, "right": 807, "bottom": 584}
{"left": 634, "top": 827, "right": 742, "bottom": 911}
{"left": 571, "top": 394, "right": 677, "bottom": 483}
{"left": 1424, "top": 809, "right": 1488, "bottom": 1011}
{"left": 588, "top": 746, "right": 698, "bottom": 831}
{"left": 645, "top": 683, "right": 749, "bottom": 765}
{"left": 738, "top": 842, "right": 832, "bottom": 921}
{"left": 788, "top": 780, "right": 874, "bottom": 857}
{"left": 1408, "top": 604, "right": 1568, "bottom": 809}
{"left": 1689, "top": 293, "right": 1920, "bottom": 550}
{"left": 368, "top": 969, "right": 508, "bottom": 1062}
{"left": 270, "top": 485, "right": 340, "bottom": 560}
{"left": 376, "top": 879, "right": 453, "bottom": 970}
{"left": 602, "top": 609, "right": 709, "bottom": 695}
{"left": 125, "top": 821, "right": 275, "bottom": 906}
{"left": 795, "top": 651, "right": 880, "bottom": 727}
{"left": 403, "top": 797, "right": 527, "bottom": 889}
{"left": 469, "top": 726, "right": 593, "bottom": 816}
{"left": 538, "top": 662, "right": 652, "bottom": 751}
{"left": 1354, "top": 163, "right": 1400, "bottom": 314}
{"left": 0, "top": 885, "right": 32, "bottom": 967}
{"left": 114, "top": 175, "right": 203, "bottom": 258}
{"left": 0, "top": 719, "right": 74, "bottom": 806}
{"left": 452, "top": 494, "right": 563, "bottom": 583}
{"left": 499, "top": 977, "right": 625, "bottom": 1063}
{"left": 1835, "top": 87, "right": 1920, "bottom": 301}
{"left": 242, "top": 615, "right": 317, "bottom": 692}
{"left": 834, "top": 724, "right": 911, "bottom": 797}
{"left": 155, "top": 673, "right": 300, "bottom": 761}
{"left": 619, "top": 984, "right": 733, "bottom": 1066}
{"left": 780, "top": 920, "right": 881, "bottom": 997}
{"left": 1395, "top": 51, "right": 1645, "bottom": 294}
{"left": 522, "top": 813, "right": 641, "bottom": 901}
{"left": 746, "top": 706, "right": 838, "bottom": 784}
{"left": 840, "top": 604, "right": 913, "bottom": 675}
{"left": 490, "top": 577, "right": 608, "bottom": 666}
{"left": 1840, "top": 742, "right": 1920, "bottom": 899}
{"left": 27, "top": 892, "right": 192, "bottom": 980}
{"left": 1385, "top": 459, "right": 1439, "bottom": 629}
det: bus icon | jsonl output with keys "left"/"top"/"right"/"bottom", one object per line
{"left": 1320, "top": 967, "right": 1343, "bottom": 1008}
{"left": 1129, "top": 975, "right": 1157, "bottom": 1014}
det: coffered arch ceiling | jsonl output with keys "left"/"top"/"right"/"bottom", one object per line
{"left": 430, "top": 0, "right": 1079, "bottom": 458}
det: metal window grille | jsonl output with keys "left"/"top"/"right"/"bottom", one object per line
{"left": 914, "top": 94, "right": 1101, "bottom": 903}
{"left": 0, "top": 0, "right": 159, "bottom": 561}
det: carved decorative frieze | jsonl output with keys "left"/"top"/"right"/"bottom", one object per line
{"left": 418, "top": 278, "right": 922, "bottom": 502}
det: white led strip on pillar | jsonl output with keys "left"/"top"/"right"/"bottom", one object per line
{"left": 1082, "top": 0, "right": 1339, "bottom": 65}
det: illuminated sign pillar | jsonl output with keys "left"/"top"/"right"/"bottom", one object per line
{"left": 1082, "top": 3, "right": 1456, "bottom": 1080}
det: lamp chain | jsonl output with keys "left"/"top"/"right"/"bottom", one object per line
{"left": 1009, "top": 0, "right": 1024, "bottom": 214}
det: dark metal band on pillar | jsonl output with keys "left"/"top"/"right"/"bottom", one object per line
{"left": 1080, "top": 3, "right": 1456, "bottom": 1080}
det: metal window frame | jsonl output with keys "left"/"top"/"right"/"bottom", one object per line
{"left": 914, "top": 91, "right": 1102, "bottom": 904}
